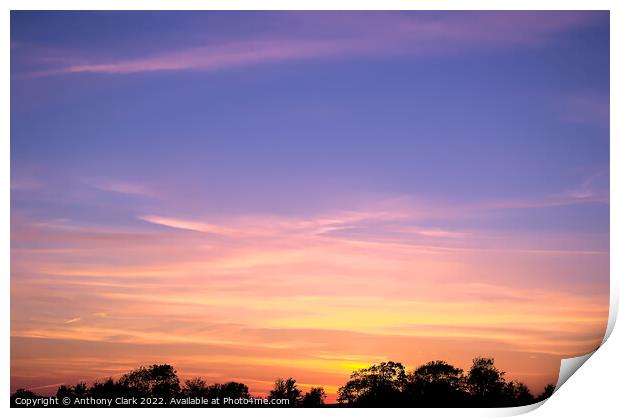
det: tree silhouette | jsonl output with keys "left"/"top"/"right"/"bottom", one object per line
{"left": 536, "top": 384, "right": 556, "bottom": 402}
{"left": 10, "top": 389, "right": 38, "bottom": 407}
{"left": 404, "top": 360, "right": 467, "bottom": 406}
{"left": 181, "top": 378, "right": 209, "bottom": 397}
{"left": 89, "top": 378, "right": 127, "bottom": 399}
{"left": 268, "top": 378, "right": 302, "bottom": 406}
{"left": 466, "top": 357, "right": 506, "bottom": 406}
{"left": 208, "top": 382, "right": 251, "bottom": 399}
{"left": 56, "top": 382, "right": 88, "bottom": 402}
{"left": 503, "top": 381, "right": 534, "bottom": 406}
{"left": 10, "top": 358, "right": 555, "bottom": 408}
{"left": 118, "top": 364, "right": 181, "bottom": 398}
{"left": 180, "top": 378, "right": 251, "bottom": 399}
{"left": 337, "top": 361, "right": 407, "bottom": 406}
{"left": 301, "top": 387, "right": 326, "bottom": 407}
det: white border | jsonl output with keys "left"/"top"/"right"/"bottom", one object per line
{"left": 2, "top": 2, "right": 617, "bottom": 417}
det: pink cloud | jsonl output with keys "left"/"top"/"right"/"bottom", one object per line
{"left": 25, "top": 38, "right": 353, "bottom": 77}
{"left": 11, "top": 189, "right": 608, "bottom": 399}
{"left": 17, "top": 11, "right": 602, "bottom": 78}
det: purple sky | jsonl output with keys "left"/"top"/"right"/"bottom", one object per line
{"left": 10, "top": 11, "right": 610, "bottom": 398}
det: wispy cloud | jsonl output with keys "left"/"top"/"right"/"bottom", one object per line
{"left": 12, "top": 188, "right": 608, "bottom": 397}
{"left": 14, "top": 11, "right": 601, "bottom": 78}
{"left": 138, "top": 208, "right": 412, "bottom": 238}
{"left": 39, "top": 38, "right": 349, "bottom": 76}
{"left": 84, "top": 178, "right": 155, "bottom": 197}
{"left": 135, "top": 177, "right": 608, "bottom": 246}
{"left": 10, "top": 10, "right": 609, "bottom": 399}
{"left": 139, "top": 215, "right": 237, "bottom": 235}
{"left": 389, "top": 226, "right": 468, "bottom": 239}
{"left": 481, "top": 176, "right": 609, "bottom": 210}
{"left": 483, "top": 193, "right": 609, "bottom": 210}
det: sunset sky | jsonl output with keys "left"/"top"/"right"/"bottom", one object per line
{"left": 10, "top": 11, "right": 609, "bottom": 400}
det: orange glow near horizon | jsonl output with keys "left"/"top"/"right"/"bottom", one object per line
{"left": 10, "top": 10, "right": 610, "bottom": 405}
{"left": 10, "top": 204, "right": 609, "bottom": 401}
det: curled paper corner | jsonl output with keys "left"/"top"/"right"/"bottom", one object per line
{"left": 556, "top": 351, "right": 596, "bottom": 390}
{"left": 492, "top": 353, "right": 599, "bottom": 417}
{"left": 495, "top": 400, "right": 548, "bottom": 416}
{"left": 553, "top": 299, "right": 614, "bottom": 392}
{"left": 536, "top": 287, "right": 618, "bottom": 408}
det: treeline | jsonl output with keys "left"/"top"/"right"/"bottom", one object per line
{"left": 11, "top": 357, "right": 555, "bottom": 407}
{"left": 11, "top": 364, "right": 325, "bottom": 408}
{"left": 337, "top": 358, "right": 555, "bottom": 407}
